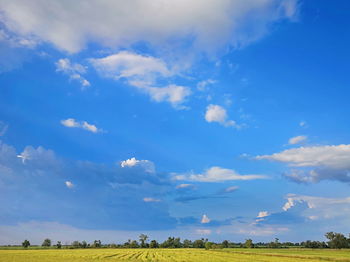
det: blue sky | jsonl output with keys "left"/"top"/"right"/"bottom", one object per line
{"left": 1, "top": 0, "right": 350, "bottom": 244}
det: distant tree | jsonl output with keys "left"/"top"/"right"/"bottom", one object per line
{"left": 193, "top": 238, "right": 206, "bottom": 248}
{"left": 149, "top": 240, "right": 159, "bottom": 248}
{"left": 244, "top": 239, "right": 254, "bottom": 248}
{"left": 205, "top": 242, "right": 213, "bottom": 250}
{"left": 72, "top": 241, "right": 81, "bottom": 248}
{"left": 268, "top": 238, "right": 281, "bottom": 248}
{"left": 81, "top": 241, "right": 88, "bottom": 248}
{"left": 183, "top": 239, "right": 192, "bottom": 248}
{"left": 139, "top": 234, "right": 148, "bottom": 248}
{"left": 22, "top": 239, "right": 30, "bottom": 248}
{"left": 222, "top": 240, "right": 229, "bottom": 248}
{"left": 325, "top": 232, "right": 349, "bottom": 249}
{"left": 302, "top": 240, "right": 327, "bottom": 249}
{"left": 92, "top": 240, "right": 102, "bottom": 248}
{"left": 129, "top": 240, "right": 139, "bottom": 248}
{"left": 42, "top": 238, "right": 51, "bottom": 247}
{"left": 173, "top": 238, "right": 182, "bottom": 248}
{"left": 56, "top": 241, "right": 62, "bottom": 249}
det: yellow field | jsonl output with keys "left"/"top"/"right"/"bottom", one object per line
{"left": 1, "top": 248, "right": 350, "bottom": 262}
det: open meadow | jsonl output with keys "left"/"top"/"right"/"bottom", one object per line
{"left": 0, "top": 248, "right": 350, "bottom": 262}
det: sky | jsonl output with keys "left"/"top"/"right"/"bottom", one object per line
{"left": 1, "top": 0, "right": 350, "bottom": 245}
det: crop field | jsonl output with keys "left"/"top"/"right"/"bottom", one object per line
{"left": 1, "top": 248, "right": 350, "bottom": 262}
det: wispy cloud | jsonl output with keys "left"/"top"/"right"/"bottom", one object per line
{"left": 90, "top": 51, "right": 191, "bottom": 108}
{"left": 174, "top": 166, "right": 268, "bottom": 182}
{"left": 55, "top": 58, "right": 90, "bottom": 89}
{"left": 60, "top": 118, "right": 101, "bottom": 133}
{"left": 288, "top": 135, "right": 307, "bottom": 145}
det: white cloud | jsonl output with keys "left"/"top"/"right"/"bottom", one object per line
{"left": 143, "top": 197, "right": 161, "bottom": 203}
{"left": 90, "top": 51, "right": 191, "bottom": 107}
{"left": 65, "top": 181, "right": 74, "bottom": 189}
{"left": 120, "top": 157, "right": 155, "bottom": 174}
{"left": 176, "top": 184, "right": 194, "bottom": 189}
{"left": 201, "top": 214, "right": 210, "bottom": 224}
{"left": 205, "top": 104, "right": 238, "bottom": 128}
{"left": 147, "top": 85, "right": 191, "bottom": 106}
{"left": 224, "top": 186, "right": 239, "bottom": 193}
{"left": 281, "top": 194, "right": 350, "bottom": 220}
{"left": 256, "top": 145, "right": 350, "bottom": 169}
{"left": 0, "top": 0, "right": 298, "bottom": 54}
{"left": 257, "top": 211, "right": 270, "bottom": 218}
{"left": 0, "top": 122, "right": 8, "bottom": 136}
{"left": 299, "top": 121, "right": 307, "bottom": 127}
{"left": 256, "top": 144, "right": 350, "bottom": 183}
{"left": 195, "top": 229, "right": 211, "bottom": 235}
{"left": 288, "top": 135, "right": 307, "bottom": 145}
{"left": 90, "top": 51, "right": 170, "bottom": 80}
{"left": 174, "top": 166, "right": 268, "bottom": 182}
{"left": 55, "top": 58, "right": 90, "bottom": 89}
{"left": 60, "top": 118, "right": 101, "bottom": 133}
{"left": 197, "top": 79, "right": 216, "bottom": 91}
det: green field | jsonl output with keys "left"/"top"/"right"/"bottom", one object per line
{"left": 1, "top": 248, "right": 350, "bottom": 262}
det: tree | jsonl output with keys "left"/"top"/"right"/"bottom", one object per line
{"left": 72, "top": 241, "right": 81, "bottom": 248}
{"left": 149, "top": 240, "right": 159, "bottom": 248}
{"left": 205, "top": 242, "right": 213, "bottom": 250}
{"left": 244, "top": 239, "right": 254, "bottom": 248}
{"left": 268, "top": 238, "right": 281, "bottom": 248}
{"left": 92, "top": 240, "right": 102, "bottom": 248}
{"left": 139, "top": 234, "right": 148, "bottom": 248}
{"left": 42, "top": 238, "right": 51, "bottom": 247}
{"left": 81, "top": 241, "right": 88, "bottom": 248}
{"left": 56, "top": 241, "right": 62, "bottom": 249}
{"left": 193, "top": 239, "right": 206, "bottom": 248}
{"left": 325, "top": 232, "right": 349, "bottom": 249}
{"left": 22, "top": 239, "right": 30, "bottom": 248}
{"left": 129, "top": 240, "right": 139, "bottom": 248}
{"left": 183, "top": 239, "right": 192, "bottom": 248}
{"left": 222, "top": 240, "right": 229, "bottom": 248}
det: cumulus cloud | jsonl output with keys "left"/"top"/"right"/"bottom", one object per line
{"left": 90, "top": 51, "right": 191, "bottom": 107}
{"left": 60, "top": 118, "right": 101, "bottom": 133}
{"left": 281, "top": 194, "right": 350, "bottom": 221}
{"left": 288, "top": 135, "right": 307, "bottom": 145}
{"left": 0, "top": 0, "right": 298, "bottom": 54}
{"left": 205, "top": 104, "right": 238, "bottom": 128}
{"left": 55, "top": 58, "right": 90, "bottom": 89}
{"left": 120, "top": 157, "right": 155, "bottom": 174}
{"left": 256, "top": 144, "right": 350, "bottom": 183}
{"left": 174, "top": 166, "right": 268, "bottom": 182}
{"left": 201, "top": 214, "right": 211, "bottom": 224}
{"left": 65, "top": 181, "right": 74, "bottom": 189}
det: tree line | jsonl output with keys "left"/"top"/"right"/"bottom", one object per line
{"left": 20, "top": 231, "right": 350, "bottom": 250}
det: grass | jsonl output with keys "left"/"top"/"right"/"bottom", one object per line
{"left": 0, "top": 248, "right": 350, "bottom": 262}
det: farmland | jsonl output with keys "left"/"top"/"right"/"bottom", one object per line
{"left": 0, "top": 248, "right": 350, "bottom": 262}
